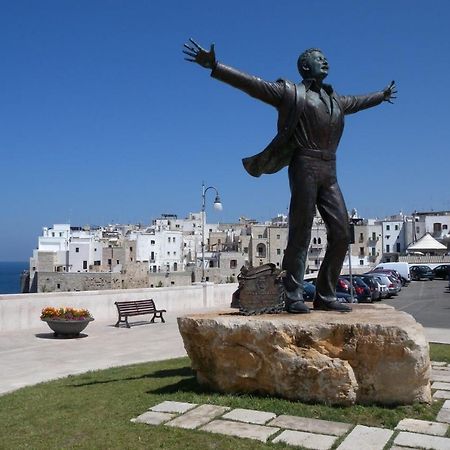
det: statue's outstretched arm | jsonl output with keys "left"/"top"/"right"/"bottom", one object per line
{"left": 183, "top": 38, "right": 217, "bottom": 69}
{"left": 383, "top": 80, "right": 397, "bottom": 104}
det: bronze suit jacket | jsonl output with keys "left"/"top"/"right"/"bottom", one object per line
{"left": 211, "top": 62, "right": 384, "bottom": 178}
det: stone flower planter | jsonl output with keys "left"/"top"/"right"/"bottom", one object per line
{"left": 42, "top": 317, "right": 94, "bottom": 337}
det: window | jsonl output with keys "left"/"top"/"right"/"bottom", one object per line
{"left": 108, "top": 259, "right": 112, "bottom": 265}
{"left": 416, "top": 226, "right": 420, "bottom": 233}
{"left": 173, "top": 237, "right": 176, "bottom": 243}
{"left": 94, "top": 260, "right": 101, "bottom": 266}
{"left": 443, "top": 224, "right": 448, "bottom": 230}
{"left": 386, "top": 245, "right": 390, "bottom": 252}
{"left": 359, "top": 247, "right": 364, "bottom": 255}
{"left": 276, "top": 234, "right": 281, "bottom": 239}
{"left": 52, "top": 232, "right": 55, "bottom": 237}
{"left": 318, "top": 238, "right": 322, "bottom": 244}
{"left": 277, "top": 249, "right": 281, "bottom": 255}
{"left": 173, "top": 263, "right": 178, "bottom": 271}
{"left": 167, "top": 252, "right": 170, "bottom": 256}
{"left": 359, "top": 232, "right": 364, "bottom": 241}
{"left": 173, "top": 251, "right": 176, "bottom": 255}
{"left": 130, "top": 247, "right": 133, "bottom": 252}
{"left": 396, "top": 243, "right": 401, "bottom": 252}
{"left": 313, "top": 238, "right": 317, "bottom": 244}
{"left": 395, "top": 225, "right": 399, "bottom": 230}
{"left": 151, "top": 240, "right": 155, "bottom": 245}
{"left": 59, "top": 232, "right": 63, "bottom": 237}
{"left": 386, "top": 225, "right": 390, "bottom": 230}
{"left": 256, "top": 243, "right": 266, "bottom": 258}
{"left": 258, "top": 234, "right": 263, "bottom": 239}
{"left": 372, "top": 232, "right": 376, "bottom": 240}
{"left": 116, "top": 260, "right": 119, "bottom": 264}
{"left": 75, "top": 247, "right": 79, "bottom": 253}
{"left": 371, "top": 247, "right": 376, "bottom": 256}
{"left": 57, "top": 283, "right": 61, "bottom": 289}
{"left": 151, "top": 251, "right": 155, "bottom": 261}
{"left": 230, "top": 259, "right": 237, "bottom": 269}
{"left": 83, "top": 261, "right": 87, "bottom": 270}
{"left": 360, "top": 260, "right": 364, "bottom": 265}
{"left": 243, "top": 247, "right": 248, "bottom": 254}
{"left": 386, "top": 235, "right": 390, "bottom": 240}
{"left": 168, "top": 237, "right": 171, "bottom": 243}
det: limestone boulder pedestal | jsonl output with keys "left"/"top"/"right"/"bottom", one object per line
{"left": 177, "top": 304, "right": 431, "bottom": 406}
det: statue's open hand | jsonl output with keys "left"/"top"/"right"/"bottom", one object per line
{"left": 183, "top": 38, "right": 216, "bottom": 69}
{"left": 383, "top": 80, "right": 397, "bottom": 104}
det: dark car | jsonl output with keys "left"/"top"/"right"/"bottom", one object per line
{"left": 410, "top": 265, "right": 434, "bottom": 281}
{"left": 342, "top": 275, "right": 372, "bottom": 303}
{"left": 432, "top": 265, "right": 450, "bottom": 280}
{"left": 360, "top": 275, "right": 382, "bottom": 301}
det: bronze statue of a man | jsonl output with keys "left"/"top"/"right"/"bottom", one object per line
{"left": 184, "top": 39, "right": 396, "bottom": 314}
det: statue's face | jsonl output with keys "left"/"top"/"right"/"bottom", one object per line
{"left": 303, "top": 51, "right": 329, "bottom": 80}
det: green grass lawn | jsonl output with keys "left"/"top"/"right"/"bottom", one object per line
{"left": 0, "top": 344, "right": 448, "bottom": 449}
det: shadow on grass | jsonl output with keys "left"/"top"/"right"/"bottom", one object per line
{"left": 146, "top": 377, "right": 212, "bottom": 395}
{"left": 69, "top": 366, "right": 195, "bottom": 388}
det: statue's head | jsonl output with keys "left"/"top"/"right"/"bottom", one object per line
{"left": 297, "top": 48, "right": 328, "bottom": 81}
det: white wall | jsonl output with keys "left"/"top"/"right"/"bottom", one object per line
{"left": 0, "top": 283, "right": 238, "bottom": 332}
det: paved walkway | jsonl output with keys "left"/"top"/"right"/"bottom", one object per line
{"left": 0, "top": 311, "right": 186, "bottom": 395}
{"left": 1, "top": 309, "right": 450, "bottom": 396}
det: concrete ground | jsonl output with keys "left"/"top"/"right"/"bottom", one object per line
{"left": 1, "top": 302, "right": 450, "bottom": 396}
{"left": 0, "top": 311, "right": 187, "bottom": 396}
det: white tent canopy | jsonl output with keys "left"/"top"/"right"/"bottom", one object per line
{"left": 407, "top": 232, "right": 447, "bottom": 254}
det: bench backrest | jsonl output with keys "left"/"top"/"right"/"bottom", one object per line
{"left": 115, "top": 299, "right": 156, "bottom": 315}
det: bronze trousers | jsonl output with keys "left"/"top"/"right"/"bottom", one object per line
{"left": 282, "top": 153, "right": 351, "bottom": 302}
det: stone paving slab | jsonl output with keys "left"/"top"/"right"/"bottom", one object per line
{"left": 272, "top": 429, "right": 338, "bottom": 450}
{"left": 433, "top": 390, "right": 450, "bottom": 400}
{"left": 432, "top": 381, "right": 450, "bottom": 391}
{"left": 395, "top": 418, "right": 448, "bottom": 436}
{"left": 436, "top": 408, "right": 450, "bottom": 423}
{"left": 150, "top": 401, "right": 197, "bottom": 414}
{"left": 132, "top": 411, "right": 175, "bottom": 425}
{"left": 432, "top": 371, "right": 450, "bottom": 383}
{"left": 165, "top": 404, "right": 230, "bottom": 430}
{"left": 432, "top": 362, "right": 449, "bottom": 367}
{"left": 268, "top": 415, "right": 352, "bottom": 436}
{"left": 200, "top": 419, "right": 279, "bottom": 443}
{"left": 394, "top": 431, "right": 450, "bottom": 450}
{"left": 222, "top": 408, "right": 276, "bottom": 425}
{"left": 443, "top": 400, "right": 450, "bottom": 409}
{"left": 336, "top": 425, "right": 393, "bottom": 450}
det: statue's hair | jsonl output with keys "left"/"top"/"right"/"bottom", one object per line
{"left": 297, "top": 48, "right": 323, "bottom": 78}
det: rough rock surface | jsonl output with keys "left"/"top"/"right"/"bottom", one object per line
{"left": 177, "top": 304, "right": 431, "bottom": 406}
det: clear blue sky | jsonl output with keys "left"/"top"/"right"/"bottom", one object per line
{"left": 1, "top": 0, "right": 449, "bottom": 261}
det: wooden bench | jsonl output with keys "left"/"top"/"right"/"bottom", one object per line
{"left": 114, "top": 299, "right": 166, "bottom": 328}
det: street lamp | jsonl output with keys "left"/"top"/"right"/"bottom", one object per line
{"left": 201, "top": 182, "right": 223, "bottom": 282}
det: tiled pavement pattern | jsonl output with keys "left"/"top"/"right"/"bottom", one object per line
{"left": 132, "top": 362, "right": 450, "bottom": 449}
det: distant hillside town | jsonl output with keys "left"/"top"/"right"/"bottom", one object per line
{"left": 23, "top": 210, "right": 450, "bottom": 293}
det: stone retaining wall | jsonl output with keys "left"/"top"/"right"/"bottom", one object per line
{"left": 0, "top": 283, "right": 237, "bottom": 332}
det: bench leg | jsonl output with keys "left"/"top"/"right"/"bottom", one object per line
{"left": 151, "top": 312, "right": 165, "bottom": 323}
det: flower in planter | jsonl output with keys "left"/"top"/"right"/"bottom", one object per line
{"left": 40, "top": 307, "right": 93, "bottom": 321}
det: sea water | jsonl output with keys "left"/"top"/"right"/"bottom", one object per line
{"left": 0, "top": 261, "right": 28, "bottom": 294}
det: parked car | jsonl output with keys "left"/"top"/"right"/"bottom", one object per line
{"left": 410, "top": 265, "right": 434, "bottom": 281}
{"left": 303, "top": 278, "right": 356, "bottom": 303}
{"left": 370, "top": 269, "right": 403, "bottom": 290}
{"left": 432, "top": 265, "right": 450, "bottom": 280}
{"left": 363, "top": 272, "right": 399, "bottom": 297}
{"left": 359, "top": 275, "right": 382, "bottom": 301}
{"left": 341, "top": 275, "right": 372, "bottom": 303}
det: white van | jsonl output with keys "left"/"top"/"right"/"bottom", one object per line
{"left": 375, "top": 262, "right": 411, "bottom": 282}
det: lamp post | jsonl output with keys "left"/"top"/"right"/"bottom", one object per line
{"left": 201, "top": 182, "right": 223, "bottom": 282}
